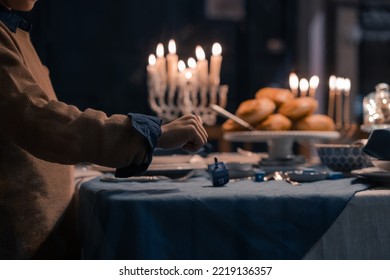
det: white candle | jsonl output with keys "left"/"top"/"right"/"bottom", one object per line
{"left": 343, "top": 78, "right": 351, "bottom": 127}
{"left": 289, "top": 72, "right": 299, "bottom": 97}
{"left": 156, "top": 43, "right": 167, "bottom": 86}
{"left": 185, "top": 70, "right": 193, "bottom": 81}
{"left": 335, "top": 77, "right": 345, "bottom": 129}
{"left": 147, "top": 54, "right": 159, "bottom": 89}
{"left": 187, "top": 57, "right": 197, "bottom": 84}
{"left": 166, "top": 39, "right": 178, "bottom": 89}
{"left": 187, "top": 57, "right": 197, "bottom": 70}
{"left": 177, "top": 59, "right": 186, "bottom": 88}
{"left": 328, "top": 75, "right": 337, "bottom": 119}
{"left": 196, "top": 45, "right": 208, "bottom": 88}
{"left": 299, "top": 78, "right": 309, "bottom": 97}
{"left": 309, "top": 75, "right": 319, "bottom": 98}
{"left": 209, "top": 42, "right": 222, "bottom": 87}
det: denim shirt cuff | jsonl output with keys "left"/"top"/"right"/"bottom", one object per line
{"left": 115, "top": 113, "right": 162, "bottom": 177}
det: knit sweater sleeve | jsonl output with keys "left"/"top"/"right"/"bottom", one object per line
{"left": 0, "top": 25, "right": 161, "bottom": 171}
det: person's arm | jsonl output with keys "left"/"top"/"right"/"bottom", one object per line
{"left": 116, "top": 114, "right": 208, "bottom": 177}
{"left": 0, "top": 26, "right": 208, "bottom": 176}
{"left": 0, "top": 26, "right": 153, "bottom": 169}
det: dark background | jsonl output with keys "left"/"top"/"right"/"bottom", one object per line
{"left": 19, "top": 0, "right": 390, "bottom": 129}
{"left": 23, "top": 0, "right": 297, "bottom": 117}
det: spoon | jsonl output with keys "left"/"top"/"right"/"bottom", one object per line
{"left": 273, "top": 171, "right": 301, "bottom": 186}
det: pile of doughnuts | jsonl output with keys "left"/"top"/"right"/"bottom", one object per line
{"left": 222, "top": 87, "right": 335, "bottom": 132}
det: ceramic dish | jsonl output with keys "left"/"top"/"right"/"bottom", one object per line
{"left": 315, "top": 143, "right": 372, "bottom": 172}
{"left": 370, "top": 159, "right": 390, "bottom": 172}
{"left": 351, "top": 167, "right": 390, "bottom": 183}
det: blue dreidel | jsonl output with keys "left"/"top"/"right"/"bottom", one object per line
{"left": 208, "top": 157, "right": 229, "bottom": 187}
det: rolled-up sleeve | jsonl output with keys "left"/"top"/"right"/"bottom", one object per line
{"left": 115, "top": 113, "right": 162, "bottom": 177}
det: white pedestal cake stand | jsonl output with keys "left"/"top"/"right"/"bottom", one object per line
{"left": 224, "top": 131, "right": 340, "bottom": 164}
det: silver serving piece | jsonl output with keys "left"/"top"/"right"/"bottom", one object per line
{"left": 362, "top": 83, "right": 390, "bottom": 131}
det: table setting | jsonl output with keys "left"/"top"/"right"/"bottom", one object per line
{"left": 76, "top": 125, "right": 390, "bottom": 260}
{"left": 74, "top": 40, "right": 390, "bottom": 260}
{"left": 78, "top": 170, "right": 371, "bottom": 260}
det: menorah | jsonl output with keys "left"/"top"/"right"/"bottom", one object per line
{"left": 146, "top": 41, "right": 229, "bottom": 125}
{"left": 147, "top": 78, "right": 228, "bottom": 125}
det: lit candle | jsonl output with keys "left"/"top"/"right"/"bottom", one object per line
{"left": 289, "top": 72, "right": 299, "bottom": 97}
{"left": 166, "top": 39, "right": 178, "bottom": 89}
{"left": 187, "top": 57, "right": 197, "bottom": 84}
{"left": 156, "top": 43, "right": 167, "bottom": 86}
{"left": 299, "top": 78, "right": 309, "bottom": 97}
{"left": 209, "top": 42, "right": 222, "bottom": 87}
{"left": 196, "top": 45, "right": 208, "bottom": 88}
{"left": 177, "top": 59, "right": 186, "bottom": 88}
{"left": 335, "top": 77, "right": 345, "bottom": 129}
{"left": 343, "top": 78, "right": 351, "bottom": 127}
{"left": 185, "top": 70, "right": 193, "bottom": 81}
{"left": 147, "top": 54, "right": 159, "bottom": 89}
{"left": 328, "top": 75, "right": 337, "bottom": 119}
{"left": 309, "top": 75, "right": 319, "bottom": 98}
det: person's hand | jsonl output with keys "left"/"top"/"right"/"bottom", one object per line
{"left": 157, "top": 114, "right": 208, "bottom": 152}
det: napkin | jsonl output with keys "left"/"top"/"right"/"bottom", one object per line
{"left": 363, "top": 129, "right": 390, "bottom": 160}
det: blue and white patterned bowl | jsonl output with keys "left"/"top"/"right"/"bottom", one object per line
{"left": 315, "top": 144, "right": 372, "bottom": 172}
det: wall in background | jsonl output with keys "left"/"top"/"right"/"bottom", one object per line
{"left": 24, "top": 0, "right": 297, "bottom": 118}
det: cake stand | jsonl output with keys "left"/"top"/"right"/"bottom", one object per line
{"left": 224, "top": 131, "right": 340, "bottom": 165}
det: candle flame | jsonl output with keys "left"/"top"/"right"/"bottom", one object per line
{"left": 178, "top": 60, "right": 186, "bottom": 72}
{"left": 344, "top": 78, "right": 351, "bottom": 93}
{"left": 196, "top": 46, "right": 206, "bottom": 60}
{"left": 329, "top": 75, "right": 337, "bottom": 90}
{"left": 336, "top": 77, "right": 345, "bottom": 91}
{"left": 148, "top": 54, "right": 156, "bottom": 66}
{"left": 212, "top": 42, "right": 222, "bottom": 56}
{"left": 168, "top": 40, "right": 176, "bottom": 55}
{"left": 185, "top": 71, "right": 193, "bottom": 80}
{"left": 187, "top": 57, "right": 197, "bottom": 69}
{"left": 289, "top": 73, "right": 299, "bottom": 90}
{"left": 299, "top": 78, "right": 309, "bottom": 92}
{"left": 156, "top": 43, "right": 164, "bottom": 58}
{"left": 309, "top": 75, "right": 319, "bottom": 89}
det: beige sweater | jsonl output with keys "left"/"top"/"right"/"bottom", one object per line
{"left": 0, "top": 22, "right": 153, "bottom": 259}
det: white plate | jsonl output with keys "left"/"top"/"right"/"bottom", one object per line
{"left": 223, "top": 130, "right": 340, "bottom": 142}
{"left": 351, "top": 167, "right": 390, "bottom": 182}
{"left": 205, "top": 152, "right": 265, "bottom": 165}
{"left": 371, "top": 159, "right": 390, "bottom": 172}
{"left": 89, "top": 159, "right": 207, "bottom": 176}
{"left": 151, "top": 155, "right": 204, "bottom": 165}
{"left": 223, "top": 131, "right": 340, "bottom": 159}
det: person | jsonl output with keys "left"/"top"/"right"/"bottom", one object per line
{"left": 0, "top": 0, "right": 208, "bottom": 259}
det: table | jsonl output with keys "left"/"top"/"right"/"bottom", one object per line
{"left": 77, "top": 173, "right": 390, "bottom": 260}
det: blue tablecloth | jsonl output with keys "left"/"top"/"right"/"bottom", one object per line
{"left": 78, "top": 177, "right": 369, "bottom": 259}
